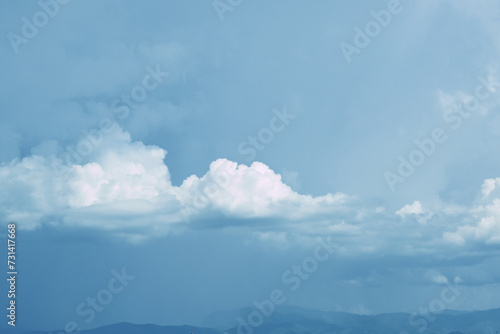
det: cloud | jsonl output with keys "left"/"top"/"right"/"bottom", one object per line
{"left": 397, "top": 201, "right": 425, "bottom": 217}
{"left": 441, "top": 176, "right": 500, "bottom": 246}
{"left": 396, "top": 200, "right": 433, "bottom": 224}
{"left": 436, "top": 68, "right": 500, "bottom": 119}
{"left": 0, "top": 126, "right": 351, "bottom": 238}
{"left": 426, "top": 270, "right": 449, "bottom": 284}
{"left": 445, "top": 198, "right": 500, "bottom": 245}
{"left": 2, "top": 124, "right": 500, "bottom": 259}
{"left": 481, "top": 177, "right": 500, "bottom": 198}
{"left": 176, "top": 159, "right": 350, "bottom": 221}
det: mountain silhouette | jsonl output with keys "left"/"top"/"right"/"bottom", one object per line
{"left": 16, "top": 306, "right": 500, "bottom": 334}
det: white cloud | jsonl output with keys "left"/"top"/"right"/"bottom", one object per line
{"left": 396, "top": 201, "right": 425, "bottom": 217}
{"left": 176, "top": 159, "right": 350, "bottom": 221}
{"left": 449, "top": 200, "right": 500, "bottom": 244}
{"left": 0, "top": 126, "right": 351, "bottom": 237}
{"left": 481, "top": 177, "right": 500, "bottom": 198}
{"left": 2, "top": 125, "right": 500, "bottom": 258}
{"left": 444, "top": 179, "right": 500, "bottom": 245}
{"left": 396, "top": 200, "right": 435, "bottom": 225}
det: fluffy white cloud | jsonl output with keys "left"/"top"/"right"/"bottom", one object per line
{"left": 176, "top": 159, "right": 350, "bottom": 221}
{"left": 0, "top": 126, "right": 351, "bottom": 237}
{"left": 396, "top": 201, "right": 425, "bottom": 217}
{"left": 443, "top": 177, "right": 500, "bottom": 245}
{"left": 396, "top": 200, "right": 433, "bottom": 224}
{"left": 2, "top": 125, "right": 500, "bottom": 255}
{"left": 445, "top": 198, "right": 500, "bottom": 245}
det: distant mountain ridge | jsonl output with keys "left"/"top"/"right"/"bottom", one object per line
{"left": 201, "top": 305, "right": 500, "bottom": 334}
{"left": 21, "top": 323, "right": 219, "bottom": 334}
{"left": 13, "top": 305, "right": 500, "bottom": 334}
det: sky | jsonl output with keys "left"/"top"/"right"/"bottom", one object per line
{"left": 1, "top": 0, "right": 500, "bottom": 331}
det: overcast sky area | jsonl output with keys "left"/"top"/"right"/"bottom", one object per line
{"left": 1, "top": 0, "right": 500, "bottom": 332}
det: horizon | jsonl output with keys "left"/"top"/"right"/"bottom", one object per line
{"left": 10, "top": 305, "right": 500, "bottom": 333}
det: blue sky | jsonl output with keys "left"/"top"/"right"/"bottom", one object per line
{"left": 1, "top": 0, "right": 500, "bottom": 331}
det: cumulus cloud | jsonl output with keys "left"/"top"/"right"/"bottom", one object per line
{"left": 442, "top": 176, "right": 500, "bottom": 246}
{"left": 176, "top": 159, "right": 350, "bottom": 221}
{"left": 396, "top": 200, "right": 433, "bottom": 224}
{"left": 2, "top": 124, "right": 500, "bottom": 256}
{"left": 0, "top": 126, "right": 351, "bottom": 238}
{"left": 445, "top": 198, "right": 500, "bottom": 245}
{"left": 396, "top": 201, "right": 425, "bottom": 217}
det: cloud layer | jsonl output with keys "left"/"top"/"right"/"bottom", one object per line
{"left": 0, "top": 124, "right": 499, "bottom": 256}
{"left": 0, "top": 126, "right": 351, "bottom": 238}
